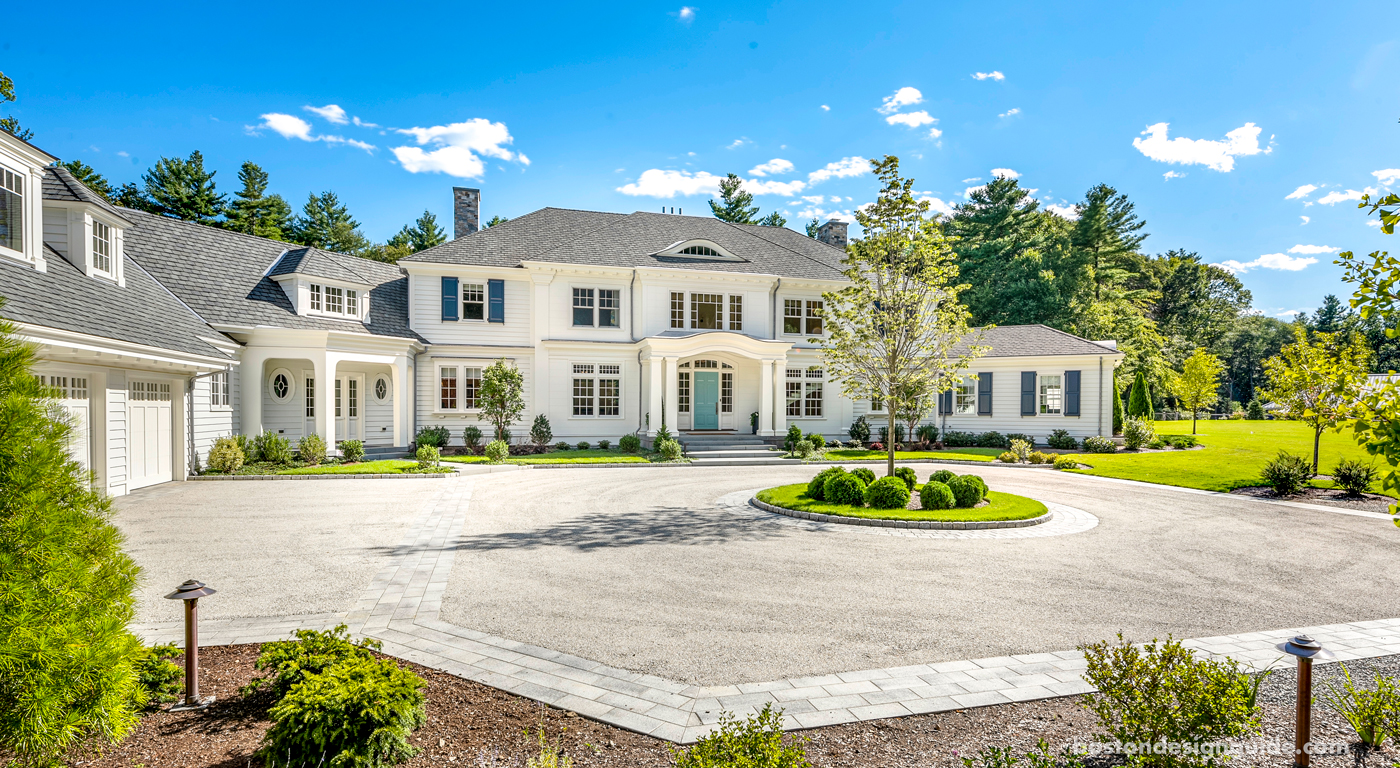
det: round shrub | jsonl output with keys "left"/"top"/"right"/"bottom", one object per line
{"left": 554, "top": 441, "right": 570, "bottom": 451}
{"left": 929, "top": 469, "right": 957, "bottom": 485}
{"left": 415, "top": 445, "right": 441, "bottom": 470}
{"left": 657, "top": 438, "right": 684, "bottom": 461}
{"left": 618, "top": 434, "right": 642, "bottom": 453}
{"left": 484, "top": 440, "right": 509, "bottom": 463}
{"left": 1053, "top": 454, "right": 1079, "bottom": 471}
{"left": 865, "top": 476, "right": 911, "bottom": 509}
{"left": 1260, "top": 450, "right": 1310, "bottom": 496}
{"left": 808, "top": 467, "right": 847, "bottom": 500}
{"left": 415, "top": 425, "right": 450, "bottom": 449}
{"left": 893, "top": 466, "right": 917, "bottom": 490}
{"left": 1027, "top": 451, "right": 1051, "bottom": 465}
{"left": 462, "top": 425, "right": 483, "bottom": 449}
{"left": 947, "top": 476, "right": 983, "bottom": 508}
{"left": 1046, "top": 429, "right": 1077, "bottom": 450}
{"left": 576, "top": 441, "right": 591, "bottom": 450}
{"left": 339, "top": 439, "right": 365, "bottom": 463}
{"left": 824, "top": 472, "right": 867, "bottom": 506}
{"left": 207, "top": 436, "right": 244, "bottom": 473}
{"left": 919, "top": 481, "right": 955, "bottom": 510}
{"left": 977, "top": 431, "right": 1009, "bottom": 449}
{"left": 297, "top": 433, "right": 327, "bottom": 466}
{"left": 851, "top": 467, "right": 876, "bottom": 486}
{"left": 1082, "top": 435, "right": 1117, "bottom": 454}
{"left": 965, "top": 474, "right": 989, "bottom": 498}
{"left": 997, "top": 451, "right": 1019, "bottom": 463}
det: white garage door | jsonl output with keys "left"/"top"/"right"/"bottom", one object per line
{"left": 128, "top": 380, "right": 173, "bottom": 489}
{"left": 41, "top": 375, "right": 91, "bottom": 472}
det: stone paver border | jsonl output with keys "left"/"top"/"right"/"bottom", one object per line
{"left": 189, "top": 472, "right": 452, "bottom": 481}
{"left": 749, "top": 496, "right": 1052, "bottom": 530}
{"left": 131, "top": 471, "right": 1400, "bottom": 744}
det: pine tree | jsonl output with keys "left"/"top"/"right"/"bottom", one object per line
{"left": 1071, "top": 183, "right": 1148, "bottom": 301}
{"left": 758, "top": 212, "right": 787, "bottom": 228}
{"left": 289, "top": 191, "right": 368, "bottom": 253}
{"left": 1127, "top": 369, "right": 1153, "bottom": 419}
{"left": 0, "top": 302, "right": 146, "bottom": 763}
{"left": 112, "top": 182, "right": 149, "bottom": 210}
{"left": 0, "top": 71, "right": 34, "bottom": 142}
{"left": 709, "top": 174, "right": 760, "bottom": 224}
{"left": 391, "top": 210, "right": 448, "bottom": 253}
{"left": 805, "top": 218, "right": 821, "bottom": 238}
{"left": 59, "top": 160, "right": 112, "bottom": 199}
{"left": 483, "top": 215, "right": 509, "bottom": 229}
{"left": 224, "top": 161, "right": 292, "bottom": 240}
{"left": 1312, "top": 295, "right": 1350, "bottom": 334}
{"left": 140, "top": 150, "right": 226, "bottom": 224}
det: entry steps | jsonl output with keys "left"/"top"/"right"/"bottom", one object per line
{"left": 677, "top": 432, "right": 797, "bottom": 466}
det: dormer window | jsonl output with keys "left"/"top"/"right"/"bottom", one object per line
{"left": 679, "top": 245, "right": 721, "bottom": 256}
{"left": 92, "top": 220, "right": 112, "bottom": 275}
{"left": 658, "top": 239, "right": 742, "bottom": 261}
{"left": 307, "top": 282, "right": 362, "bottom": 318}
{"left": 0, "top": 167, "right": 23, "bottom": 254}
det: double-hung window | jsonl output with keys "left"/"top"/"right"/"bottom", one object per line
{"left": 598, "top": 290, "right": 620, "bottom": 327}
{"left": 573, "top": 288, "right": 620, "bottom": 327}
{"left": 1039, "top": 374, "right": 1063, "bottom": 415}
{"left": 463, "top": 283, "right": 485, "bottom": 320}
{"left": 92, "top": 220, "right": 113, "bottom": 275}
{"left": 308, "top": 283, "right": 360, "bottom": 318}
{"left": 437, "top": 365, "right": 480, "bottom": 411}
{"left": 572, "top": 288, "right": 595, "bottom": 326}
{"left": 728, "top": 296, "right": 743, "bottom": 331}
{"left": 955, "top": 379, "right": 977, "bottom": 415}
{"left": 691, "top": 293, "right": 723, "bottom": 329}
{"left": 786, "top": 368, "right": 803, "bottom": 416}
{"left": 783, "top": 300, "right": 802, "bottom": 334}
{"left": 310, "top": 284, "right": 322, "bottom": 311}
{"left": 0, "top": 166, "right": 23, "bottom": 254}
{"left": 670, "top": 292, "right": 685, "bottom": 329}
{"left": 461, "top": 367, "right": 481, "bottom": 409}
{"left": 326, "top": 286, "right": 344, "bottom": 314}
{"left": 571, "top": 364, "right": 621, "bottom": 417}
{"left": 804, "top": 367, "right": 824, "bottom": 417}
{"left": 440, "top": 367, "right": 458, "bottom": 410}
{"left": 805, "top": 301, "right": 824, "bottom": 335}
{"left": 210, "top": 371, "right": 230, "bottom": 407}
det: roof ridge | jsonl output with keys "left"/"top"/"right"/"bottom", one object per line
{"left": 712, "top": 218, "right": 847, "bottom": 276}
{"left": 507, "top": 209, "right": 644, "bottom": 264}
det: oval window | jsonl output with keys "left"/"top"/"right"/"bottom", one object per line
{"left": 272, "top": 373, "right": 290, "bottom": 400}
{"left": 375, "top": 377, "right": 388, "bottom": 401}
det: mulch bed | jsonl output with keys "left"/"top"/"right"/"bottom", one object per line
{"left": 67, "top": 645, "right": 1400, "bottom": 768}
{"left": 1229, "top": 486, "right": 1396, "bottom": 513}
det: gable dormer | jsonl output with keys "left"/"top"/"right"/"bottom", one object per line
{"left": 40, "top": 165, "right": 133, "bottom": 286}
{"left": 267, "top": 247, "right": 374, "bottom": 322}
{"left": 0, "top": 131, "right": 55, "bottom": 272}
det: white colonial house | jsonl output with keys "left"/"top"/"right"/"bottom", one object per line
{"left": 0, "top": 128, "right": 1123, "bottom": 496}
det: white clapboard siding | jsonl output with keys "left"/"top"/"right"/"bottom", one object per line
{"left": 410, "top": 273, "right": 532, "bottom": 347}
{"left": 415, "top": 352, "right": 534, "bottom": 445}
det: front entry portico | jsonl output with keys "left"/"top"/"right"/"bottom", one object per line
{"left": 639, "top": 331, "right": 794, "bottom": 437}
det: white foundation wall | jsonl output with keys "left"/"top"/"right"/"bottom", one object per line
{"left": 415, "top": 349, "right": 535, "bottom": 446}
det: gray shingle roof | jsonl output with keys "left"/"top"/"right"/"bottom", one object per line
{"left": 956, "top": 325, "right": 1121, "bottom": 357}
{"left": 268, "top": 247, "right": 381, "bottom": 285}
{"left": 42, "top": 166, "right": 133, "bottom": 225}
{"left": 0, "top": 245, "right": 231, "bottom": 360}
{"left": 119, "top": 209, "right": 420, "bottom": 340}
{"left": 402, "top": 208, "right": 848, "bottom": 280}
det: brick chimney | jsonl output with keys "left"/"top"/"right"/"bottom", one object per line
{"left": 816, "top": 219, "right": 848, "bottom": 248}
{"left": 453, "top": 187, "right": 480, "bottom": 238}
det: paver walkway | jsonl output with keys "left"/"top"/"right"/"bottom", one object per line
{"left": 131, "top": 472, "right": 1400, "bottom": 743}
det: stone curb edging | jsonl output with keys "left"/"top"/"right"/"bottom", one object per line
{"left": 749, "top": 496, "right": 1052, "bottom": 530}
{"left": 189, "top": 472, "right": 452, "bottom": 481}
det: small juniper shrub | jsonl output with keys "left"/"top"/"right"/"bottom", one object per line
{"left": 484, "top": 440, "right": 509, "bottom": 463}
{"left": 784, "top": 424, "right": 804, "bottom": 454}
{"left": 1122, "top": 417, "right": 1156, "bottom": 450}
{"left": 847, "top": 416, "right": 871, "bottom": 443}
{"left": 915, "top": 423, "right": 938, "bottom": 444}
{"left": 1246, "top": 397, "right": 1266, "bottom": 420}
{"left": 977, "top": 431, "right": 1009, "bottom": 449}
{"left": 930, "top": 469, "right": 957, "bottom": 485}
{"left": 297, "top": 433, "right": 326, "bottom": 466}
{"left": 340, "top": 439, "right": 365, "bottom": 463}
{"left": 1260, "top": 450, "right": 1311, "bottom": 496}
{"left": 1053, "top": 454, "right": 1079, "bottom": 471}
{"left": 234, "top": 432, "right": 257, "bottom": 461}
{"left": 1331, "top": 459, "right": 1378, "bottom": 496}
{"left": 415, "top": 425, "right": 450, "bottom": 449}
{"left": 942, "top": 430, "right": 977, "bottom": 447}
{"left": 554, "top": 441, "right": 570, "bottom": 451}
{"left": 1046, "top": 429, "right": 1078, "bottom": 450}
{"left": 618, "top": 434, "right": 642, "bottom": 453}
{"left": 998, "top": 451, "right": 1020, "bottom": 464}
{"left": 136, "top": 644, "right": 183, "bottom": 705}
{"left": 865, "top": 476, "right": 912, "bottom": 509}
{"left": 463, "top": 425, "right": 483, "bottom": 449}
{"left": 920, "top": 481, "right": 956, "bottom": 510}
{"left": 416, "top": 445, "right": 441, "bottom": 470}
{"left": 1009, "top": 438, "right": 1032, "bottom": 462}
{"left": 598, "top": 439, "right": 611, "bottom": 450}
{"left": 1028, "top": 451, "right": 1051, "bottom": 465}
{"left": 824, "top": 472, "right": 867, "bottom": 506}
{"left": 894, "top": 466, "right": 918, "bottom": 490}
{"left": 671, "top": 704, "right": 812, "bottom": 768}
{"left": 255, "top": 430, "right": 293, "bottom": 465}
{"left": 851, "top": 467, "right": 876, "bottom": 486}
{"left": 244, "top": 625, "right": 381, "bottom": 699}
{"left": 207, "top": 436, "right": 244, "bottom": 473}
{"left": 808, "top": 467, "right": 847, "bottom": 500}
{"left": 1082, "top": 435, "right": 1117, "bottom": 453}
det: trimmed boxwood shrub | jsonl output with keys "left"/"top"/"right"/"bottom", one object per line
{"left": 893, "top": 466, "right": 917, "bottom": 490}
{"left": 576, "top": 441, "right": 591, "bottom": 450}
{"left": 929, "top": 469, "right": 957, "bottom": 485}
{"left": 484, "top": 440, "right": 509, "bottom": 463}
{"left": 947, "top": 476, "right": 984, "bottom": 508}
{"left": 657, "top": 438, "right": 684, "bottom": 461}
{"left": 416, "top": 445, "right": 441, "bottom": 469}
{"left": 554, "top": 441, "right": 570, "bottom": 451}
{"left": 865, "top": 476, "right": 911, "bottom": 509}
{"left": 415, "top": 425, "right": 451, "bottom": 448}
{"left": 851, "top": 467, "right": 876, "bottom": 486}
{"left": 976, "top": 431, "right": 1009, "bottom": 449}
{"left": 920, "top": 481, "right": 955, "bottom": 510}
{"left": 1046, "top": 429, "right": 1077, "bottom": 450}
{"left": 824, "top": 472, "right": 867, "bottom": 506}
{"left": 966, "top": 474, "right": 988, "bottom": 498}
{"left": 808, "top": 467, "right": 847, "bottom": 500}
{"left": 618, "top": 434, "right": 642, "bottom": 453}
{"left": 1082, "top": 435, "right": 1116, "bottom": 453}
{"left": 340, "top": 439, "right": 365, "bottom": 463}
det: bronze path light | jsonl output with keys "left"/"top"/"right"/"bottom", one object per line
{"left": 165, "top": 579, "right": 217, "bottom": 711}
{"left": 1276, "top": 634, "right": 1335, "bottom": 768}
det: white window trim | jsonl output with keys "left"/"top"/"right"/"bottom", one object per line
{"left": 658, "top": 239, "right": 742, "bottom": 261}
{"left": 90, "top": 217, "right": 116, "bottom": 278}
{"left": 460, "top": 281, "right": 487, "bottom": 323}
{"left": 305, "top": 279, "right": 368, "bottom": 320}
{"left": 372, "top": 374, "right": 393, "bottom": 405}
{"left": 568, "top": 361, "right": 624, "bottom": 419}
{"left": 268, "top": 367, "right": 295, "bottom": 404}
{"left": 955, "top": 377, "right": 977, "bottom": 416}
{"left": 570, "top": 285, "right": 623, "bottom": 329}
{"left": 784, "top": 366, "right": 825, "bottom": 419}
{"left": 0, "top": 162, "right": 27, "bottom": 262}
{"left": 780, "top": 297, "right": 824, "bottom": 336}
{"left": 1038, "top": 371, "right": 1065, "bottom": 417}
{"left": 433, "top": 362, "right": 483, "bottom": 414}
{"left": 209, "top": 370, "right": 233, "bottom": 411}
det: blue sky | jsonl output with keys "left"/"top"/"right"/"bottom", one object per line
{"left": 5, "top": 0, "right": 1395, "bottom": 318}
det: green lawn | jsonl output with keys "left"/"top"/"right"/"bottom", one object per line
{"left": 1066, "top": 420, "right": 1389, "bottom": 494}
{"left": 441, "top": 448, "right": 650, "bottom": 465}
{"left": 756, "top": 483, "right": 1046, "bottom": 522}
{"left": 824, "top": 447, "right": 1000, "bottom": 463}
{"left": 275, "top": 459, "right": 428, "bottom": 475}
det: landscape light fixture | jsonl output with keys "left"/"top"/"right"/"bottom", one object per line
{"left": 1276, "top": 634, "right": 1335, "bottom": 768}
{"left": 164, "top": 579, "right": 217, "bottom": 711}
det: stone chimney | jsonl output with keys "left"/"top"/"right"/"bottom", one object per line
{"left": 816, "top": 219, "right": 848, "bottom": 248}
{"left": 453, "top": 187, "right": 480, "bottom": 238}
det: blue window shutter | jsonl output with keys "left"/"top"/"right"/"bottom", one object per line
{"left": 487, "top": 279, "right": 505, "bottom": 323}
{"left": 939, "top": 389, "right": 953, "bottom": 415}
{"left": 1021, "top": 372, "right": 1037, "bottom": 416}
{"left": 977, "top": 372, "right": 993, "bottom": 415}
{"left": 1065, "top": 370, "right": 1081, "bottom": 416}
{"left": 441, "top": 276, "right": 458, "bottom": 321}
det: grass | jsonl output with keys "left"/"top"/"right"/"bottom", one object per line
{"left": 756, "top": 483, "right": 1047, "bottom": 522}
{"left": 823, "top": 447, "right": 1000, "bottom": 462}
{"left": 275, "top": 459, "right": 430, "bottom": 475}
{"left": 1066, "top": 419, "right": 1391, "bottom": 495}
{"left": 441, "top": 448, "right": 650, "bottom": 465}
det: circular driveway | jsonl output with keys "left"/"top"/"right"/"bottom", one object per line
{"left": 440, "top": 464, "right": 1400, "bottom": 685}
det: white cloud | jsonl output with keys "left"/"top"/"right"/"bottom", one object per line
{"left": 820, "top": 104, "right": 830, "bottom": 111}
{"left": 116, "top": 151, "right": 130, "bottom": 158}
{"left": 1045, "top": 203, "right": 1079, "bottom": 220}
{"left": 886, "top": 110, "right": 936, "bottom": 128}
{"left": 1285, "top": 184, "right": 1318, "bottom": 200}
{"left": 391, "top": 118, "right": 519, "bottom": 178}
{"left": 304, "top": 104, "right": 348, "bottom": 125}
{"left": 878, "top": 87, "right": 923, "bottom": 115}
{"left": 990, "top": 168, "right": 1019, "bottom": 179}
{"left": 1131, "top": 122, "right": 1268, "bottom": 172}
{"left": 352, "top": 116, "right": 379, "bottom": 129}
{"left": 999, "top": 108, "right": 1020, "bottom": 118}
{"left": 748, "top": 158, "right": 794, "bottom": 177}
{"left": 1288, "top": 244, "right": 1338, "bottom": 254}
{"left": 1300, "top": 216, "right": 1310, "bottom": 225}
{"left": 962, "top": 177, "right": 982, "bottom": 183}
{"left": 928, "top": 127, "right": 943, "bottom": 139}
{"left": 972, "top": 71, "right": 1005, "bottom": 81}
{"left": 616, "top": 169, "right": 723, "bottom": 197}
{"left": 726, "top": 137, "right": 750, "bottom": 149}
{"left": 322, "top": 135, "right": 376, "bottom": 152}
{"left": 677, "top": 6, "right": 695, "bottom": 22}
{"left": 808, "top": 156, "right": 869, "bottom": 184}
{"left": 1163, "top": 171, "right": 1186, "bottom": 180}
{"left": 255, "top": 113, "right": 315, "bottom": 141}
{"left": 1369, "top": 219, "right": 1383, "bottom": 228}
{"left": 1274, "top": 308, "right": 1312, "bottom": 318}
{"left": 800, "top": 195, "right": 826, "bottom": 205}
{"left": 1214, "top": 252, "right": 1318, "bottom": 274}
{"left": 918, "top": 195, "right": 956, "bottom": 216}
{"left": 742, "top": 179, "right": 806, "bottom": 196}
{"left": 1373, "top": 169, "right": 1400, "bottom": 186}
{"left": 796, "top": 206, "right": 854, "bottom": 223}
{"left": 1316, "top": 187, "right": 1377, "bottom": 205}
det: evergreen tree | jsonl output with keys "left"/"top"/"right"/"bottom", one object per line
{"left": 112, "top": 182, "right": 149, "bottom": 210}
{"left": 483, "top": 215, "right": 510, "bottom": 228}
{"left": 1113, "top": 380, "right": 1125, "bottom": 434}
{"left": 1070, "top": 184, "right": 1148, "bottom": 302}
{"left": 758, "top": 211, "right": 787, "bottom": 228}
{"left": 0, "top": 71, "right": 34, "bottom": 142}
{"left": 0, "top": 302, "right": 146, "bottom": 763}
{"left": 140, "top": 150, "right": 226, "bottom": 224}
{"left": 289, "top": 191, "right": 369, "bottom": 253}
{"left": 709, "top": 174, "right": 760, "bottom": 224}
{"left": 59, "top": 160, "right": 112, "bottom": 199}
{"left": 1312, "top": 294, "right": 1350, "bottom": 334}
{"left": 1147, "top": 250, "right": 1251, "bottom": 347}
{"left": 391, "top": 210, "right": 448, "bottom": 253}
{"left": 805, "top": 218, "right": 821, "bottom": 238}
{"left": 223, "top": 161, "right": 292, "bottom": 240}
{"left": 1127, "top": 369, "right": 1153, "bottom": 419}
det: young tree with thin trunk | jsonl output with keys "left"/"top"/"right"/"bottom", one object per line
{"left": 1169, "top": 349, "right": 1225, "bottom": 434}
{"left": 819, "top": 156, "right": 987, "bottom": 478}
{"left": 477, "top": 358, "right": 525, "bottom": 443}
{"left": 1261, "top": 326, "right": 1369, "bottom": 473}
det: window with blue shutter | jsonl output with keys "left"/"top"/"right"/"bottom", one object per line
{"left": 487, "top": 279, "right": 505, "bottom": 324}
{"left": 939, "top": 389, "right": 953, "bottom": 415}
{"left": 977, "top": 372, "right": 993, "bottom": 415}
{"left": 441, "top": 276, "right": 459, "bottom": 321}
{"left": 1021, "top": 372, "right": 1037, "bottom": 416}
{"left": 1065, "top": 370, "right": 1081, "bottom": 416}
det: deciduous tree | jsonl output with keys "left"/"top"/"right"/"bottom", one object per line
{"left": 1261, "top": 326, "right": 1369, "bottom": 474}
{"left": 477, "top": 359, "right": 525, "bottom": 443}
{"left": 1169, "top": 349, "right": 1225, "bottom": 434}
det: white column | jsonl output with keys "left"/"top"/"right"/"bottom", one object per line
{"left": 239, "top": 349, "right": 270, "bottom": 438}
{"left": 532, "top": 273, "right": 553, "bottom": 419}
{"left": 315, "top": 353, "right": 337, "bottom": 450}
{"left": 772, "top": 359, "right": 787, "bottom": 437}
{"left": 647, "top": 356, "right": 663, "bottom": 436}
{"left": 663, "top": 356, "right": 679, "bottom": 433}
{"left": 390, "top": 355, "right": 409, "bottom": 447}
{"left": 758, "top": 360, "right": 774, "bottom": 436}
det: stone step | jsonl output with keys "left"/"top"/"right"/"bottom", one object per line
{"left": 685, "top": 448, "right": 782, "bottom": 458}
{"left": 688, "top": 456, "right": 800, "bottom": 466}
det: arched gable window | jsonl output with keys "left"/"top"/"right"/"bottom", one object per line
{"left": 679, "top": 245, "right": 722, "bottom": 256}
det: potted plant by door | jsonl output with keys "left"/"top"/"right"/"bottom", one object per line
{"left": 750, "top": 412, "right": 759, "bottom": 434}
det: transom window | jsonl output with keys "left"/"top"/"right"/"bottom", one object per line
{"left": 210, "top": 371, "right": 230, "bottom": 407}
{"left": 693, "top": 359, "right": 719, "bottom": 368}
{"left": 670, "top": 292, "right": 685, "bottom": 329}
{"left": 729, "top": 296, "right": 743, "bottom": 331}
{"left": 92, "top": 220, "right": 113, "bottom": 274}
{"left": 130, "top": 381, "right": 172, "bottom": 402}
{"left": 571, "top": 363, "right": 622, "bottom": 417}
{"left": 691, "top": 293, "right": 723, "bottom": 330}
{"left": 956, "top": 379, "right": 977, "bottom": 415}
{"left": 679, "top": 245, "right": 721, "bottom": 256}
{"left": 1040, "top": 374, "right": 1063, "bottom": 415}
{"left": 41, "top": 375, "right": 89, "bottom": 400}
{"left": 463, "top": 283, "right": 485, "bottom": 320}
{"left": 0, "top": 166, "right": 23, "bottom": 254}
{"left": 783, "top": 300, "right": 802, "bottom": 334}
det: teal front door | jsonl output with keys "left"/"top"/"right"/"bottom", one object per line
{"left": 693, "top": 371, "right": 719, "bottom": 430}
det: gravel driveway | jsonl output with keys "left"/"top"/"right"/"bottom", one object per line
{"left": 439, "top": 464, "right": 1400, "bottom": 685}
